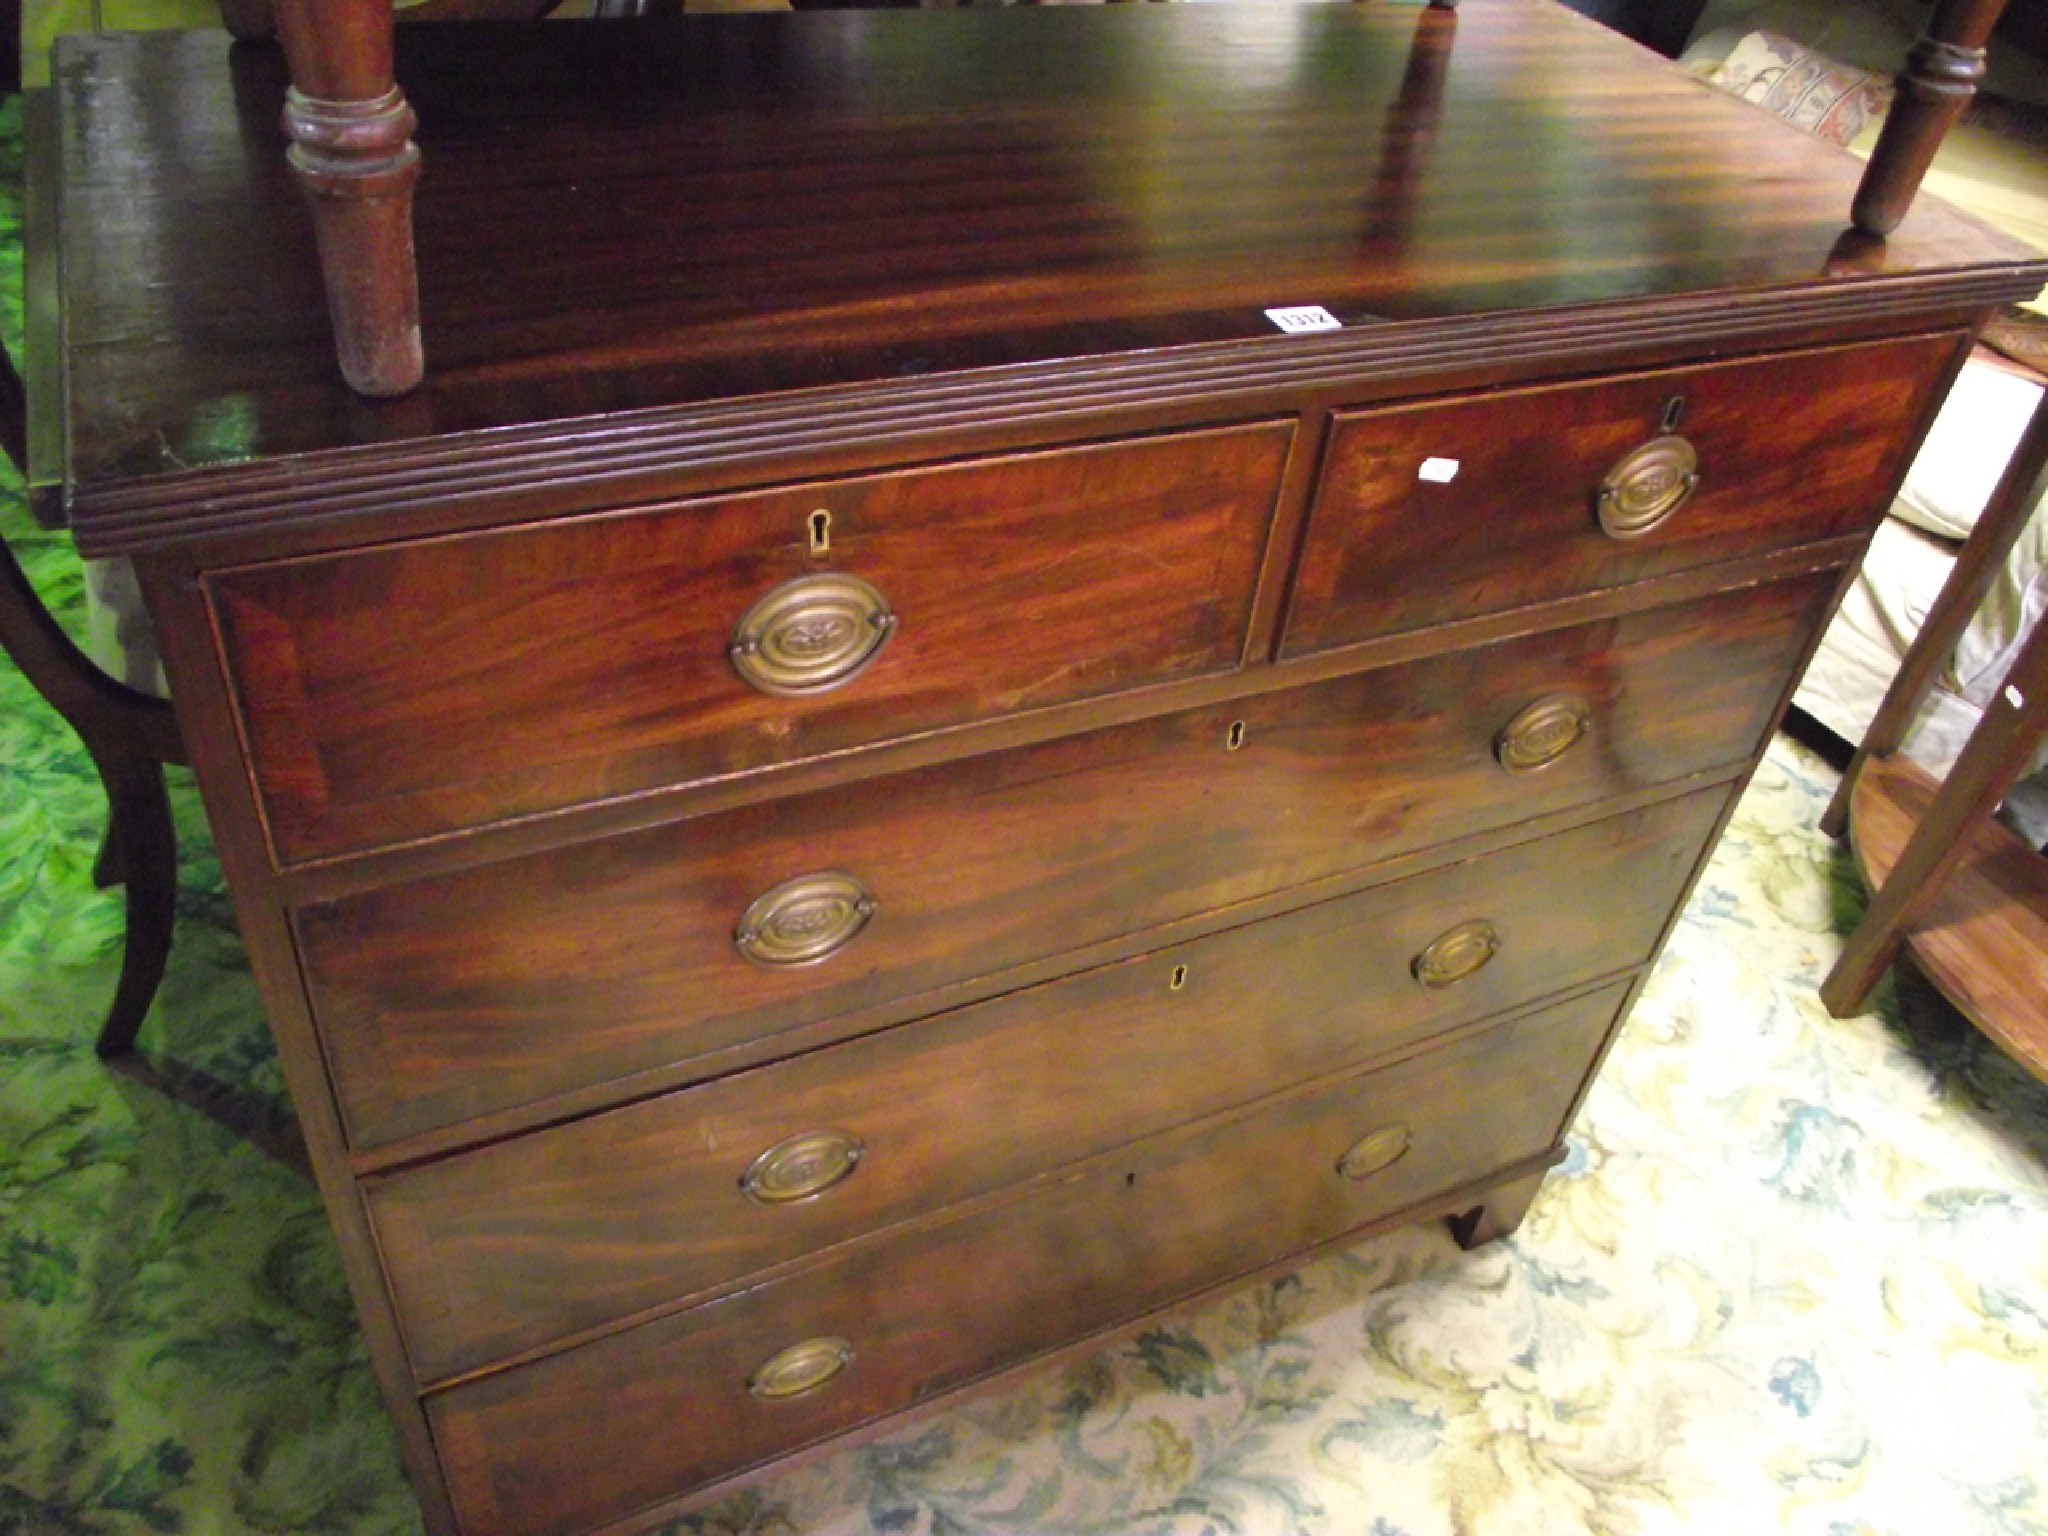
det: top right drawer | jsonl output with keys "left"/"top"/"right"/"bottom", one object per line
{"left": 1279, "top": 333, "right": 1960, "bottom": 658}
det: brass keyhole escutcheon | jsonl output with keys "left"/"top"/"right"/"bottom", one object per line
{"left": 729, "top": 572, "right": 896, "bottom": 697}
{"left": 808, "top": 508, "right": 832, "bottom": 557}
{"left": 1225, "top": 720, "right": 1247, "bottom": 752}
{"left": 741, "top": 1129, "right": 866, "bottom": 1206}
{"left": 1496, "top": 694, "right": 1592, "bottom": 773}
{"left": 749, "top": 1336, "right": 854, "bottom": 1401}
{"left": 1169, "top": 964, "right": 1189, "bottom": 992}
{"left": 1337, "top": 1123, "right": 1412, "bottom": 1182}
{"left": 734, "top": 871, "right": 878, "bottom": 968}
{"left": 1413, "top": 919, "right": 1500, "bottom": 988}
{"left": 1595, "top": 434, "right": 1698, "bottom": 541}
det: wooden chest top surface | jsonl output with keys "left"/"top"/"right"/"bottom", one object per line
{"left": 49, "top": 0, "right": 2048, "bottom": 534}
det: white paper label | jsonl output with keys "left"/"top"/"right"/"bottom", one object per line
{"left": 1419, "top": 457, "right": 1461, "bottom": 484}
{"left": 1264, "top": 305, "right": 1342, "bottom": 334}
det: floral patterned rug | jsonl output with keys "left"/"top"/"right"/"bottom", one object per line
{"left": 5, "top": 116, "right": 2048, "bottom": 1536}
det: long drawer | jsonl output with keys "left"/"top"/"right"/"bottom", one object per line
{"left": 368, "top": 786, "right": 1722, "bottom": 1383}
{"left": 209, "top": 422, "right": 1291, "bottom": 864}
{"left": 301, "top": 574, "right": 1829, "bottom": 1148}
{"left": 425, "top": 984, "right": 1624, "bottom": 1536}
{"left": 1281, "top": 333, "right": 1955, "bottom": 656}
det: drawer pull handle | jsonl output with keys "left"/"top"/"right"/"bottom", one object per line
{"left": 1337, "top": 1123, "right": 1412, "bottom": 1182}
{"left": 1495, "top": 693, "right": 1592, "bottom": 773}
{"left": 1595, "top": 435, "right": 1698, "bottom": 540}
{"left": 742, "top": 1129, "right": 866, "bottom": 1206}
{"left": 734, "top": 871, "right": 878, "bottom": 968}
{"left": 1413, "top": 919, "right": 1500, "bottom": 988}
{"left": 749, "top": 1336, "right": 854, "bottom": 1401}
{"left": 730, "top": 573, "right": 896, "bottom": 697}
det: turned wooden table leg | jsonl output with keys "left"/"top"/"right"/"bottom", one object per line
{"left": 1853, "top": 0, "right": 2011, "bottom": 236}
{"left": 274, "top": 0, "right": 423, "bottom": 396}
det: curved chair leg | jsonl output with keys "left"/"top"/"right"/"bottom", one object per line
{"left": 93, "top": 755, "right": 178, "bottom": 1058}
{"left": 0, "top": 343, "right": 186, "bottom": 1052}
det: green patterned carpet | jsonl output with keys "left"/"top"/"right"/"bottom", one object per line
{"left": 5, "top": 106, "right": 2048, "bottom": 1536}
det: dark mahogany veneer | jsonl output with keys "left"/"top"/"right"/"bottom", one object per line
{"left": 38, "top": 5, "right": 2046, "bottom": 1536}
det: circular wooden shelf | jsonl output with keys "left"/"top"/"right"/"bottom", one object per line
{"left": 1848, "top": 752, "right": 2048, "bottom": 1085}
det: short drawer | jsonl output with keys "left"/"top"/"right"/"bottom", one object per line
{"left": 368, "top": 786, "right": 1722, "bottom": 1383}
{"left": 1280, "top": 332, "right": 1957, "bottom": 656}
{"left": 425, "top": 983, "right": 1624, "bottom": 1536}
{"left": 302, "top": 572, "right": 1828, "bottom": 1148}
{"left": 209, "top": 422, "right": 1291, "bottom": 864}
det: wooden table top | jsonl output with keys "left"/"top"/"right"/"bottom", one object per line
{"left": 44, "top": 0, "right": 2048, "bottom": 546}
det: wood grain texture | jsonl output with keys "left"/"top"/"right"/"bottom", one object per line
{"left": 209, "top": 422, "right": 1287, "bottom": 863}
{"left": 301, "top": 573, "right": 1832, "bottom": 1150}
{"left": 426, "top": 984, "right": 1626, "bottom": 1536}
{"left": 39, "top": 9, "right": 2032, "bottom": 1534}
{"left": 367, "top": 787, "right": 1725, "bottom": 1382}
{"left": 1283, "top": 335, "right": 1954, "bottom": 654}
{"left": 50, "top": 3, "right": 2046, "bottom": 553}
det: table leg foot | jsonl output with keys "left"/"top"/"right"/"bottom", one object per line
{"left": 276, "top": 0, "right": 424, "bottom": 396}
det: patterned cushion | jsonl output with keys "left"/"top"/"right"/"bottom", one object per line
{"left": 1708, "top": 30, "right": 1894, "bottom": 147}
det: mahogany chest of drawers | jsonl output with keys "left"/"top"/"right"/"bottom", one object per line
{"left": 40, "top": 5, "right": 2048, "bottom": 1535}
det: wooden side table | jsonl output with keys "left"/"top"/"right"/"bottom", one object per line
{"left": 1820, "top": 395, "right": 2048, "bottom": 1082}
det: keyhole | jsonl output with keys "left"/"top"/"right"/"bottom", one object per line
{"left": 1661, "top": 395, "right": 1686, "bottom": 433}
{"left": 808, "top": 509, "right": 832, "bottom": 556}
{"left": 1225, "top": 720, "right": 1247, "bottom": 752}
{"left": 1170, "top": 964, "right": 1188, "bottom": 992}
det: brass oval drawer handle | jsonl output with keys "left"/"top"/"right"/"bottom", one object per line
{"left": 734, "top": 871, "right": 878, "bottom": 968}
{"left": 1413, "top": 919, "right": 1500, "bottom": 989}
{"left": 729, "top": 572, "right": 896, "bottom": 697}
{"left": 749, "top": 1336, "right": 854, "bottom": 1401}
{"left": 1595, "top": 434, "right": 1698, "bottom": 541}
{"left": 1337, "top": 1123, "right": 1412, "bottom": 1182}
{"left": 1495, "top": 693, "right": 1592, "bottom": 773}
{"left": 741, "top": 1128, "right": 866, "bottom": 1206}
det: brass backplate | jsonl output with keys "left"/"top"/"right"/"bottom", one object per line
{"left": 729, "top": 571, "right": 895, "bottom": 697}
{"left": 1413, "top": 919, "right": 1501, "bottom": 988}
{"left": 1595, "top": 434, "right": 1698, "bottom": 540}
{"left": 734, "top": 870, "right": 878, "bottom": 968}
{"left": 748, "top": 1336, "right": 854, "bottom": 1400}
{"left": 741, "top": 1128, "right": 866, "bottom": 1206}
{"left": 1337, "top": 1123, "right": 1413, "bottom": 1182}
{"left": 1496, "top": 693, "right": 1592, "bottom": 773}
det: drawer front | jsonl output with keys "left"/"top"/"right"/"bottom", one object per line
{"left": 303, "top": 573, "right": 1828, "bottom": 1148}
{"left": 370, "top": 786, "right": 1723, "bottom": 1382}
{"left": 427, "top": 984, "right": 1625, "bottom": 1536}
{"left": 210, "top": 423, "right": 1291, "bottom": 864}
{"left": 1281, "top": 333, "right": 1956, "bottom": 657}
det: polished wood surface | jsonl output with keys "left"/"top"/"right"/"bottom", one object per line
{"left": 208, "top": 423, "right": 1287, "bottom": 863}
{"left": 427, "top": 987, "right": 1622, "bottom": 1536}
{"left": 1285, "top": 335, "right": 1955, "bottom": 655}
{"left": 368, "top": 785, "right": 1723, "bottom": 1382}
{"left": 51, "top": 1, "right": 2046, "bottom": 542}
{"left": 1836, "top": 752, "right": 2048, "bottom": 1081}
{"left": 40, "top": 9, "right": 2048, "bottom": 1532}
{"left": 301, "top": 574, "right": 1830, "bottom": 1150}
